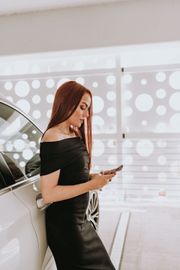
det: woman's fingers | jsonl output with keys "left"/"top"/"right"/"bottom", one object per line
{"left": 102, "top": 169, "right": 116, "bottom": 175}
{"left": 91, "top": 172, "right": 116, "bottom": 190}
{"left": 103, "top": 173, "right": 115, "bottom": 182}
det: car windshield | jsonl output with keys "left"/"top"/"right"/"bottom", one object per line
{"left": 0, "top": 102, "right": 42, "bottom": 184}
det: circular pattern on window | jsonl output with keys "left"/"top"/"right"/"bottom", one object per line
{"left": 169, "top": 113, "right": 180, "bottom": 132}
{"left": 5, "top": 142, "right": 13, "bottom": 151}
{"left": 122, "top": 74, "right": 133, "bottom": 84}
{"left": 20, "top": 161, "right": 26, "bottom": 167}
{"left": 141, "top": 79, "right": 147, "bottom": 85}
{"left": 14, "top": 139, "right": 25, "bottom": 151}
{"left": 32, "top": 80, "right": 41, "bottom": 89}
{"left": 15, "top": 81, "right": 30, "bottom": 97}
{"left": 156, "top": 140, "right": 167, "bottom": 148}
{"left": 46, "top": 79, "right": 55, "bottom": 88}
{"left": 156, "top": 72, "right": 166, "bottom": 82}
{"left": 106, "top": 91, "right": 116, "bottom": 101}
{"left": 22, "top": 149, "right": 34, "bottom": 160}
{"left": 156, "top": 105, "right": 167, "bottom": 115}
{"left": 22, "top": 134, "right": 28, "bottom": 139}
{"left": 169, "top": 71, "right": 180, "bottom": 90}
{"left": 107, "top": 107, "right": 116, "bottom": 117}
{"left": 106, "top": 75, "right": 116, "bottom": 85}
{"left": 156, "top": 88, "right": 166, "bottom": 99}
{"left": 93, "top": 96, "right": 104, "bottom": 113}
{"left": 32, "top": 95, "right": 41, "bottom": 104}
{"left": 169, "top": 92, "right": 180, "bottom": 111}
{"left": 16, "top": 99, "right": 31, "bottom": 114}
{"left": 135, "top": 94, "right": 153, "bottom": 112}
{"left": 13, "top": 153, "right": 20, "bottom": 160}
{"left": 4, "top": 81, "right": 13, "bottom": 91}
{"left": 46, "top": 94, "right": 54, "bottom": 104}
{"left": 136, "top": 139, "right": 154, "bottom": 157}
{"left": 92, "top": 81, "right": 98, "bottom": 88}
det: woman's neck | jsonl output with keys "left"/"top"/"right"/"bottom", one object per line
{"left": 56, "top": 122, "right": 72, "bottom": 135}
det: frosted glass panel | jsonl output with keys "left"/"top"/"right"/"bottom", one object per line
{"left": 0, "top": 72, "right": 117, "bottom": 134}
{"left": 121, "top": 138, "right": 180, "bottom": 201}
{"left": 122, "top": 68, "right": 180, "bottom": 133}
{"left": 121, "top": 66, "right": 180, "bottom": 203}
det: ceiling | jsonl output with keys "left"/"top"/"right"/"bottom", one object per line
{"left": 0, "top": 0, "right": 130, "bottom": 16}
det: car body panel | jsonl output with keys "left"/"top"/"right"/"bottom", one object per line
{"left": 0, "top": 190, "right": 39, "bottom": 270}
{"left": 0, "top": 98, "right": 55, "bottom": 270}
{"left": 12, "top": 177, "right": 47, "bottom": 267}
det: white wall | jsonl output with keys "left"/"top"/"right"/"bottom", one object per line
{"left": 0, "top": 0, "right": 180, "bottom": 56}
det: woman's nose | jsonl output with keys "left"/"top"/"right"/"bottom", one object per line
{"left": 84, "top": 110, "right": 89, "bottom": 118}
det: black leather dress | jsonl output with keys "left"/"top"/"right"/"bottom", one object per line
{"left": 40, "top": 137, "right": 115, "bottom": 270}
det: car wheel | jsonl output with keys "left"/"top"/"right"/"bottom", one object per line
{"left": 86, "top": 191, "right": 99, "bottom": 230}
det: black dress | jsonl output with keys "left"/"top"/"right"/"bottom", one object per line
{"left": 40, "top": 137, "right": 115, "bottom": 270}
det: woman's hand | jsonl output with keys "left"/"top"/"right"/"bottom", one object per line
{"left": 90, "top": 172, "right": 116, "bottom": 190}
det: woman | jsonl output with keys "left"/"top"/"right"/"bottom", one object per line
{"left": 40, "top": 81, "right": 116, "bottom": 270}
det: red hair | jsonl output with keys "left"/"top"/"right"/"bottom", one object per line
{"left": 46, "top": 81, "right": 93, "bottom": 167}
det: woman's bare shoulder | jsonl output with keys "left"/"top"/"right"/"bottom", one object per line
{"left": 41, "top": 128, "right": 60, "bottom": 142}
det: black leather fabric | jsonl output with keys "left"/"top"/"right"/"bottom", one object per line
{"left": 40, "top": 137, "right": 115, "bottom": 270}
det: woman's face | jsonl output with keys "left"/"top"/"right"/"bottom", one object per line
{"left": 68, "top": 93, "right": 91, "bottom": 128}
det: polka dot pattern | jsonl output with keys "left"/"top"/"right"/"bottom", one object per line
{"left": 0, "top": 62, "right": 180, "bottom": 202}
{"left": 15, "top": 81, "right": 30, "bottom": 97}
{"left": 122, "top": 69, "right": 180, "bottom": 133}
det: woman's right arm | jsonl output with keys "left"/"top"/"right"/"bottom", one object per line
{"left": 40, "top": 170, "right": 115, "bottom": 204}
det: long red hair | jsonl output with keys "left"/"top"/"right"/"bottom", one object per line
{"left": 45, "top": 80, "right": 93, "bottom": 167}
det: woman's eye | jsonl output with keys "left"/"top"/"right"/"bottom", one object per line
{"left": 80, "top": 106, "right": 86, "bottom": 110}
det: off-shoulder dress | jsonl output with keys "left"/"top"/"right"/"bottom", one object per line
{"left": 40, "top": 137, "right": 115, "bottom": 270}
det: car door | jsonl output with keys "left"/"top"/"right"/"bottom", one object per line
{"left": 0, "top": 186, "right": 40, "bottom": 270}
{"left": 0, "top": 100, "right": 48, "bottom": 270}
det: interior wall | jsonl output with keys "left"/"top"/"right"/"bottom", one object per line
{"left": 0, "top": 0, "right": 180, "bottom": 56}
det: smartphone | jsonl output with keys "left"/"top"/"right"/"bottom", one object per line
{"left": 113, "top": 164, "right": 123, "bottom": 172}
{"left": 101, "top": 165, "right": 123, "bottom": 175}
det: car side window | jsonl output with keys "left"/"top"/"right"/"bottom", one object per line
{"left": 0, "top": 102, "right": 42, "bottom": 188}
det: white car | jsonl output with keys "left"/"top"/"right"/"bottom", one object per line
{"left": 0, "top": 98, "right": 99, "bottom": 270}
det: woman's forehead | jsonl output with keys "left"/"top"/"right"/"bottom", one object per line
{"left": 80, "top": 93, "right": 91, "bottom": 107}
